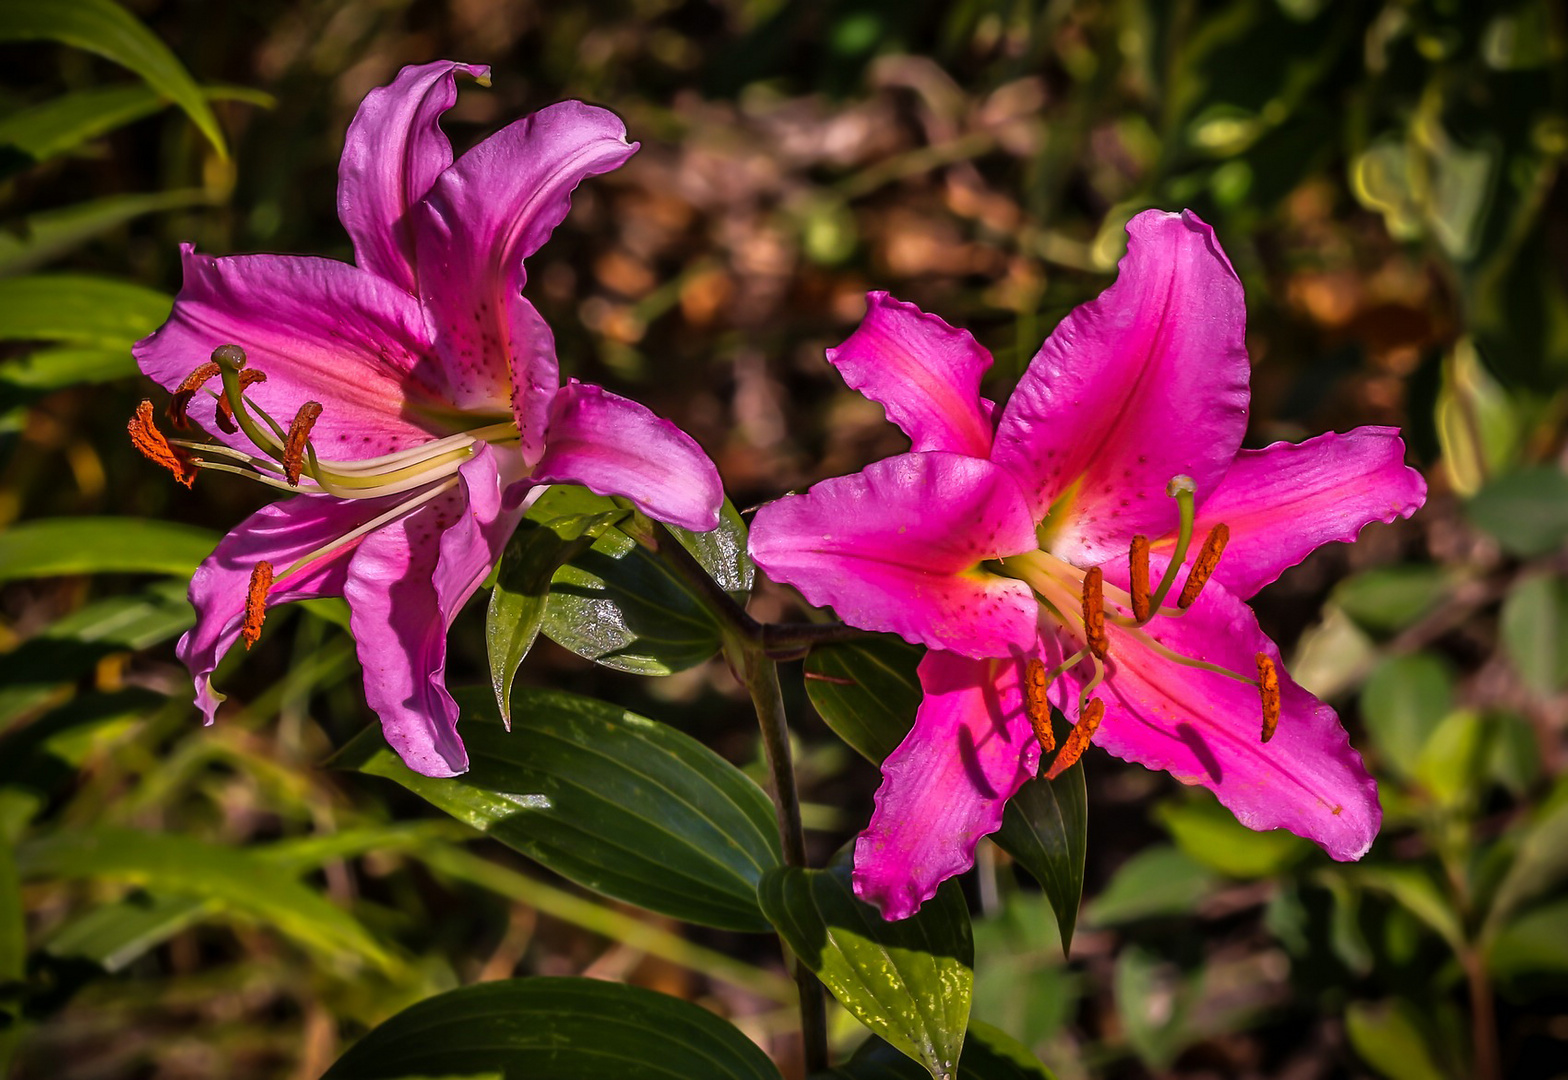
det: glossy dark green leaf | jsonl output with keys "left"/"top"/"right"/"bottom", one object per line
{"left": 536, "top": 486, "right": 753, "bottom": 675}
{"left": 486, "top": 508, "right": 618, "bottom": 722}
{"left": 759, "top": 857, "right": 972, "bottom": 1080}
{"left": 14, "top": 827, "right": 397, "bottom": 972}
{"left": 1465, "top": 467, "right": 1568, "bottom": 558}
{"left": 323, "top": 976, "right": 783, "bottom": 1080}
{"left": 1085, "top": 847, "right": 1218, "bottom": 926}
{"left": 803, "top": 634, "right": 921, "bottom": 763}
{"left": 0, "top": 518, "right": 215, "bottom": 582}
{"left": 0, "top": 0, "right": 227, "bottom": 156}
{"left": 340, "top": 687, "right": 780, "bottom": 931}
{"left": 1500, "top": 573, "right": 1568, "bottom": 697}
{"left": 994, "top": 743, "right": 1086, "bottom": 954}
{"left": 0, "top": 275, "right": 171, "bottom": 351}
{"left": 815, "top": 1023, "right": 1057, "bottom": 1080}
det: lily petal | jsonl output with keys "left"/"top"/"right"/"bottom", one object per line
{"left": 1165, "top": 427, "right": 1427, "bottom": 599}
{"left": 179, "top": 493, "right": 398, "bottom": 724}
{"left": 345, "top": 447, "right": 519, "bottom": 778}
{"left": 338, "top": 60, "right": 490, "bottom": 293}
{"left": 133, "top": 246, "right": 445, "bottom": 454}
{"left": 991, "top": 210, "right": 1250, "bottom": 563}
{"left": 413, "top": 101, "right": 638, "bottom": 441}
{"left": 528, "top": 380, "right": 723, "bottom": 532}
{"left": 829, "top": 292, "right": 995, "bottom": 458}
{"left": 749, "top": 452, "right": 1039, "bottom": 658}
{"left": 854, "top": 650, "right": 1040, "bottom": 920}
{"left": 1056, "top": 569, "right": 1380, "bottom": 861}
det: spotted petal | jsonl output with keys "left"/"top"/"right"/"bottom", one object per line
{"left": 828, "top": 291, "right": 995, "bottom": 458}
{"left": 338, "top": 60, "right": 490, "bottom": 293}
{"left": 1166, "top": 427, "right": 1427, "bottom": 600}
{"left": 133, "top": 246, "right": 445, "bottom": 455}
{"left": 1052, "top": 568, "right": 1380, "bottom": 861}
{"left": 413, "top": 101, "right": 638, "bottom": 458}
{"left": 991, "top": 209, "right": 1250, "bottom": 563}
{"left": 345, "top": 447, "right": 520, "bottom": 778}
{"left": 854, "top": 650, "right": 1040, "bottom": 920}
{"left": 749, "top": 452, "right": 1039, "bottom": 659}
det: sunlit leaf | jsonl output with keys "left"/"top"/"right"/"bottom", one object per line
{"left": 0, "top": 518, "right": 214, "bottom": 583}
{"left": 1344, "top": 1000, "right": 1450, "bottom": 1080}
{"left": 0, "top": 275, "right": 171, "bottom": 350}
{"left": 0, "top": 0, "right": 227, "bottom": 156}
{"left": 760, "top": 857, "right": 972, "bottom": 1080}
{"left": 339, "top": 687, "right": 780, "bottom": 931}
{"left": 14, "top": 827, "right": 398, "bottom": 973}
{"left": 1360, "top": 653, "right": 1456, "bottom": 783}
{"left": 816, "top": 1023, "right": 1058, "bottom": 1080}
{"left": 1155, "top": 795, "right": 1310, "bottom": 879}
{"left": 537, "top": 486, "right": 753, "bottom": 675}
{"left": 324, "top": 977, "right": 783, "bottom": 1079}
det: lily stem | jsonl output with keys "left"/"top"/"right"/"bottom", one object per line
{"left": 639, "top": 518, "right": 830, "bottom": 1073}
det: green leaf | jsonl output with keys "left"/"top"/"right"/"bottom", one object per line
{"left": 1114, "top": 943, "right": 1198, "bottom": 1069}
{"left": 759, "top": 857, "right": 972, "bottom": 1080}
{"left": 324, "top": 976, "right": 783, "bottom": 1080}
{"left": 1352, "top": 866, "right": 1464, "bottom": 951}
{"left": 0, "top": 189, "right": 212, "bottom": 275}
{"left": 1487, "top": 900, "right": 1568, "bottom": 980}
{"left": 0, "top": 518, "right": 215, "bottom": 582}
{"left": 537, "top": 486, "right": 754, "bottom": 675}
{"left": 1360, "top": 653, "right": 1456, "bottom": 783}
{"left": 0, "top": 838, "right": 20, "bottom": 1074}
{"left": 817, "top": 1023, "right": 1057, "bottom": 1079}
{"left": 44, "top": 892, "right": 211, "bottom": 972}
{"left": 1412, "top": 710, "right": 1488, "bottom": 808}
{"left": 486, "top": 507, "right": 620, "bottom": 723}
{"left": 0, "top": 83, "right": 268, "bottom": 167}
{"left": 14, "top": 827, "right": 397, "bottom": 972}
{"left": 1332, "top": 566, "right": 1452, "bottom": 636}
{"left": 1344, "top": 1000, "right": 1451, "bottom": 1080}
{"left": 0, "top": 346, "right": 138, "bottom": 397}
{"left": 339, "top": 687, "right": 781, "bottom": 931}
{"left": 0, "top": 275, "right": 171, "bottom": 350}
{"left": 803, "top": 634, "right": 921, "bottom": 763}
{"left": 1500, "top": 573, "right": 1568, "bottom": 697}
{"left": 1484, "top": 796, "right": 1568, "bottom": 935}
{"left": 1085, "top": 847, "right": 1217, "bottom": 926}
{"left": 1155, "top": 794, "right": 1310, "bottom": 878}
{"left": 0, "top": 0, "right": 227, "bottom": 157}
{"left": 1465, "top": 467, "right": 1568, "bottom": 558}
{"left": 993, "top": 748, "right": 1086, "bottom": 953}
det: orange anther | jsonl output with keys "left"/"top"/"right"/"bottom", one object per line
{"left": 1130, "top": 534, "right": 1151, "bottom": 623}
{"left": 1257, "top": 653, "right": 1280, "bottom": 743}
{"left": 214, "top": 369, "right": 268, "bottom": 434}
{"left": 1024, "top": 658, "right": 1054, "bottom": 753}
{"left": 1082, "top": 565, "right": 1108, "bottom": 660}
{"left": 242, "top": 561, "right": 274, "bottom": 649}
{"left": 167, "top": 361, "right": 222, "bottom": 428}
{"left": 1178, "top": 523, "right": 1230, "bottom": 610}
{"left": 1045, "top": 697, "right": 1103, "bottom": 780}
{"left": 282, "top": 401, "right": 323, "bottom": 486}
{"left": 128, "top": 400, "right": 198, "bottom": 487}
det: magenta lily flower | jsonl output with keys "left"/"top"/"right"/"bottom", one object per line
{"left": 750, "top": 210, "right": 1426, "bottom": 920}
{"left": 131, "top": 61, "right": 722, "bottom": 778}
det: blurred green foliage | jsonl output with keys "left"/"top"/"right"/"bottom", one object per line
{"left": 2, "top": 0, "right": 1567, "bottom": 1077}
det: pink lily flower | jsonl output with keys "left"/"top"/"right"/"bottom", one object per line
{"left": 750, "top": 210, "right": 1426, "bottom": 920}
{"left": 130, "top": 61, "right": 722, "bottom": 778}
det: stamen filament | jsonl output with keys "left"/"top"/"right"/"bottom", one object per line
{"left": 1148, "top": 475, "right": 1196, "bottom": 612}
{"left": 1121, "top": 623, "right": 1256, "bottom": 685}
{"left": 193, "top": 459, "right": 322, "bottom": 494}
{"left": 276, "top": 477, "right": 458, "bottom": 581}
